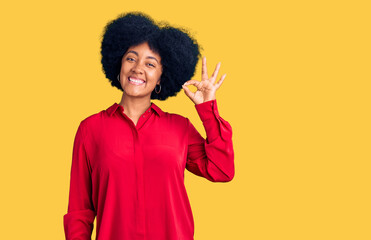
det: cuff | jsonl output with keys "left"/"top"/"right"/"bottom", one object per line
{"left": 64, "top": 209, "right": 95, "bottom": 239}
{"left": 195, "top": 99, "right": 220, "bottom": 122}
{"left": 195, "top": 99, "right": 233, "bottom": 143}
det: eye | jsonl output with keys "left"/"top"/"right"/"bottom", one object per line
{"left": 147, "top": 63, "right": 155, "bottom": 68}
{"left": 126, "top": 57, "right": 135, "bottom": 62}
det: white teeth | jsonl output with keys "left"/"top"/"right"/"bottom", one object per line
{"left": 129, "top": 77, "right": 144, "bottom": 83}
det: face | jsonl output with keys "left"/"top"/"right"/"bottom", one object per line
{"left": 119, "top": 42, "right": 162, "bottom": 99}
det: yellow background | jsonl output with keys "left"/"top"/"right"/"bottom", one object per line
{"left": 0, "top": 0, "right": 370, "bottom": 239}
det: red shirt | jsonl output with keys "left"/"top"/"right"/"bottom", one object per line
{"left": 63, "top": 99, "right": 234, "bottom": 240}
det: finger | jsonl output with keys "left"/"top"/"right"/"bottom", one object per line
{"left": 211, "top": 62, "right": 221, "bottom": 83}
{"left": 202, "top": 56, "right": 208, "bottom": 81}
{"left": 183, "top": 79, "right": 200, "bottom": 87}
{"left": 182, "top": 85, "right": 195, "bottom": 100}
{"left": 215, "top": 73, "right": 226, "bottom": 89}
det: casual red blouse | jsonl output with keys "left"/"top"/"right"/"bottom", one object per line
{"left": 63, "top": 99, "right": 234, "bottom": 240}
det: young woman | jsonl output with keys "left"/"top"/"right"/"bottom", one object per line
{"left": 63, "top": 12, "right": 234, "bottom": 240}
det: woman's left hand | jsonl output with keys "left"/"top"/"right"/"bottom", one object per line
{"left": 182, "top": 56, "right": 226, "bottom": 105}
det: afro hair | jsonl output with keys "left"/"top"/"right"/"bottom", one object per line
{"left": 100, "top": 12, "right": 201, "bottom": 100}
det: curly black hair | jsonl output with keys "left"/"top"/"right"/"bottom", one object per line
{"left": 100, "top": 12, "right": 201, "bottom": 100}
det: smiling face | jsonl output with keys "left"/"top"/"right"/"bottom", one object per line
{"left": 118, "top": 42, "right": 163, "bottom": 100}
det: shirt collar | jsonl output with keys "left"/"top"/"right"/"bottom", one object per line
{"left": 106, "top": 102, "right": 164, "bottom": 117}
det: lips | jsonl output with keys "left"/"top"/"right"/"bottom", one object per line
{"left": 128, "top": 77, "right": 145, "bottom": 85}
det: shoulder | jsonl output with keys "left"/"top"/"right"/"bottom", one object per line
{"left": 161, "top": 111, "right": 191, "bottom": 129}
{"left": 163, "top": 111, "right": 187, "bottom": 120}
{"left": 78, "top": 107, "right": 109, "bottom": 130}
{"left": 152, "top": 103, "right": 189, "bottom": 126}
{"left": 163, "top": 111, "right": 188, "bottom": 122}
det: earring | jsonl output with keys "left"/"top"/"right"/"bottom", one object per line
{"left": 155, "top": 84, "right": 161, "bottom": 94}
{"left": 117, "top": 74, "right": 120, "bottom": 81}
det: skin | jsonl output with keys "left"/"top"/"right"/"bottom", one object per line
{"left": 182, "top": 56, "right": 226, "bottom": 105}
{"left": 118, "top": 42, "right": 226, "bottom": 125}
{"left": 118, "top": 42, "right": 162, "bottom": 125}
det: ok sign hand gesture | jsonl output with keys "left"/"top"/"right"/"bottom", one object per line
{"left": 182, "top": 57, "right": 226, "bottom": 105}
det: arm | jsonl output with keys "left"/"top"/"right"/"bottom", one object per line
{"left": 63, "top": 121, "right": 95, "bottom": 240}
{"left": 182, "top": 57, "right": 234, "bottom": 182}
{"left": 186, "top": 99, "right": 234, "bottom": 182}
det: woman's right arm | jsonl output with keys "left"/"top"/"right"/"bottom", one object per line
{"left": 63, "top": 121, "right": 95, "bottom": 240}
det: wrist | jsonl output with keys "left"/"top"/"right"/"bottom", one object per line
{"left": 196, "top": 98, "right": 216, "bottom": 105}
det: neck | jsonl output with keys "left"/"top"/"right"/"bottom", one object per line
{"left": 119, "top": 93, "right": 151, "bottom": 118}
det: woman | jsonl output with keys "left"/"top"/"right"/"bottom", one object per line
{"left": 63, "top": 12, "right": 234, "bottom": 240}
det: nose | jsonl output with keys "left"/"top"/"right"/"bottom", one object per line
{"left": 131, "top": 61, "right": 144, "bottom": 74}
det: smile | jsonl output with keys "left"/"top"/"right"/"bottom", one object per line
{"left": 128, "top": 77, "right": 145, "bottom": 85}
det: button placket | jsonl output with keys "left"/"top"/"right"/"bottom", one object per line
{"left": 136, "top": 109, "right": 153, "bottom": 131}
{"left": 131, "top": 129, "right": 146, "bottom": 236}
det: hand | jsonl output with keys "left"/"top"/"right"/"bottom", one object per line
{"left": 182, "top": 56, "right": 226, "bottom": 105}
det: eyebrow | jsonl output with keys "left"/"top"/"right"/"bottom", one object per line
{"left": 126, "top": 50, "right": 159, "bottom": 63}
